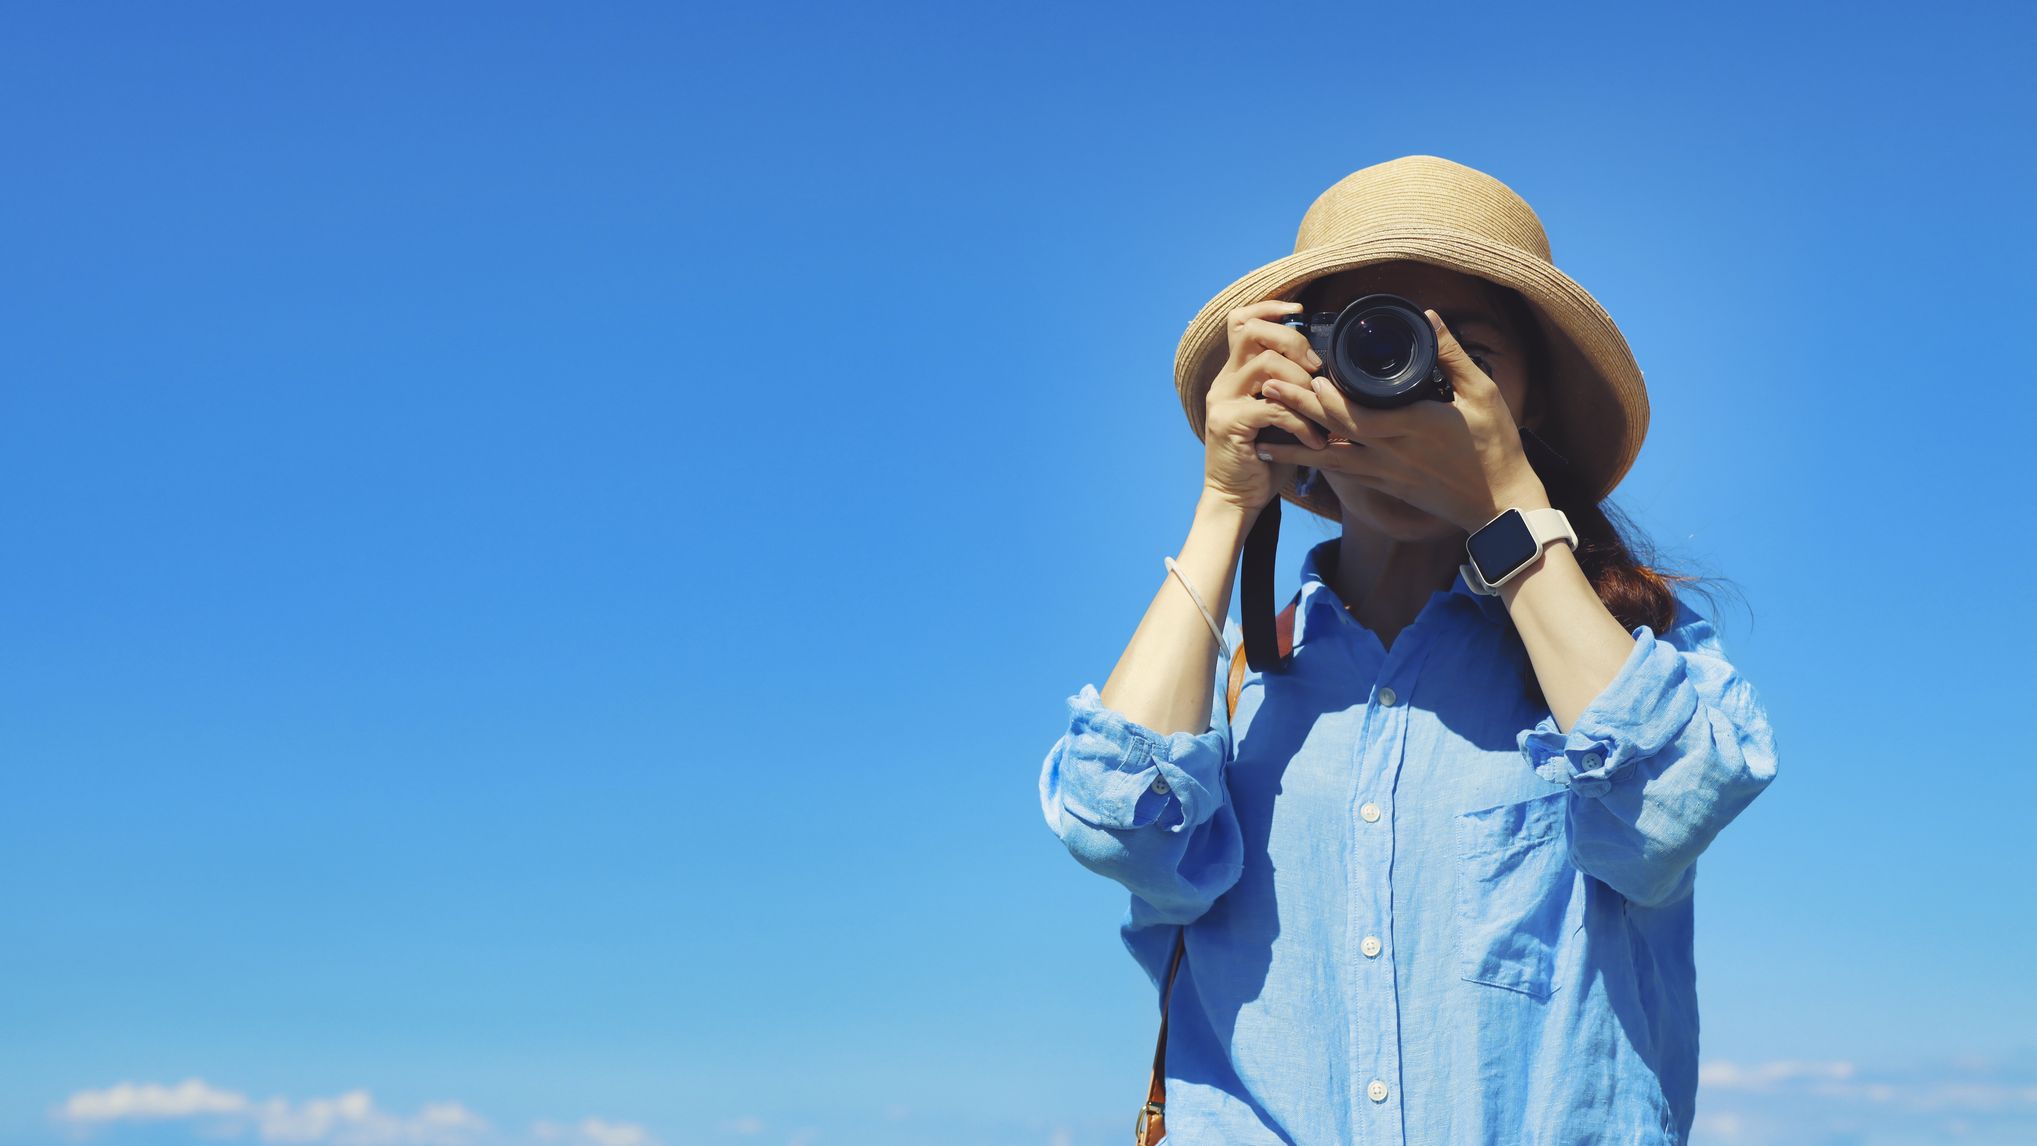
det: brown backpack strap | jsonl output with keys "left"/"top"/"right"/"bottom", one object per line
{"left": 1137, "top": 595, "right": 1299, "bottom": 1145}
{"left": 1134, "top": 928, "right": 1187, "bottom": 1145}
{"left": 1228, "top": 595, "right": 1298, "bottom": 716}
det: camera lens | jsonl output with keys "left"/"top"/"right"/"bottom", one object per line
{"left": 1351, "top": 314, "right": 1415, "bottom": 378}
{"left": 1319, "top": 293, "right": 1443, "bottom": 408}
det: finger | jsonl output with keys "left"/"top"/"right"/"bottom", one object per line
{"left": 1250, "top": 345, "right": 1326, "bottom": 392}
{"left": 1214, "top": 341, "right": 1319, "bottom": 407}
{"left": 1256, "top": 378, "right": 1344, "bottom": 445}
{"left": 1234, "top": 389, "right": 1329, "bottom": 449}
{"left": 1212, "top": 304, "right": 1323, "bottom": 401}
{"left": 1253, "top": 438, "right": 1399, "bottom": 484}
{"left": 1265, "top": 375, "right": 1408, "bottom": 443}
{"left": 1227, "top": 315, "right": 1322, "bottom": 375}
{"left": 1224, "top": 301, "right": 1312, "bottom": 370}
{"left": 1424, "top": 309, "right": 1501, "bottom": 402}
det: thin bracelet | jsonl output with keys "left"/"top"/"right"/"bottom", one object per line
{"left": 1164, "top": 555, "right": 1231, "bottom": 662}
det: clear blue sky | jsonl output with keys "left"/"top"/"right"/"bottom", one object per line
{"left": 3, "top": 3, "right": 2032, "bottom": 1145}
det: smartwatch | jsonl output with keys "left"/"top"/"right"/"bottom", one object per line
{"left": 1461, "top": 506, "right": 1577, "bottom": 595}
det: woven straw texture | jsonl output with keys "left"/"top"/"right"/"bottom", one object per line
{"left": 1173, "top": 155, "right": 1649, "bottom": 520}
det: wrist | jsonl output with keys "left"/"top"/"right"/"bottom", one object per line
{"left": 1471, "top": 474, "right": 1553, "bottom": 530}
{"left": 1494, "top": 524, "right": 1580, "bottom": 607}
{"left": 1197, "top": 486, "right": 1262, "bottom": 535}
{"left": 1466, "top": 502, "right": 1576, "bottom": 599}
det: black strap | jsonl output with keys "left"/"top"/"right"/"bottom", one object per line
{"left": 1241, "top": 494, "right": 1283, "bottom": 673}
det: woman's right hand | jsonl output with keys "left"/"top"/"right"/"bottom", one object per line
{"left": 1201, "top": 299, "right": 1331, "bottom": 518}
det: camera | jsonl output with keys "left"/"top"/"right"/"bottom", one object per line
{"left": 1255, "top": 291, "right": 1453, "bottom": 445}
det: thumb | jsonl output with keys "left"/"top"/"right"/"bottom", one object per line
{"left": 1424, "top": 309, "right": 1498, "bottom": 399}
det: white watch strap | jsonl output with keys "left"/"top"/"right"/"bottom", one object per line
{"left": 1460, "top": 507, "right": 1577, "bottom": 595}
{"left": 1524, "top": 506, "right": 1579, "bottom": 550}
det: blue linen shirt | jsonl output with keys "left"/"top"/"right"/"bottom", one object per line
{"left": 1038, "top": 535, "right": 1779, "bottom": 1144}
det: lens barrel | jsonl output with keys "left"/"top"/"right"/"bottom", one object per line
{"left": 1256, "top": 291, "right": 1453, "bottom": 447}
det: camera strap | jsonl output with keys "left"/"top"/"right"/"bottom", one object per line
{"left": 1240, "top": 492, "right": 1286, "bottom": 673}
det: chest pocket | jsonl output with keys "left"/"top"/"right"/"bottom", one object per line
{"left": 1453, "top": 789, "right": 1581, "bottom": 1000}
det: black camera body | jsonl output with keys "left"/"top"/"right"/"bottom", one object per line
{"left": 1256, "top": 291, "right": 1453, "bottom": 445}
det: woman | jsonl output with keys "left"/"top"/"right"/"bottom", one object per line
{"left": 1038, "top": 156, "right": 1780, "bottom": 1144}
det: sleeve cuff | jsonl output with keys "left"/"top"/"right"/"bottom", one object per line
{"left": 1516, "top": 624, "right": 1701, "bottom": 799}
{"left": 1052, "top": 683, "right": 1228, "bottom": 832}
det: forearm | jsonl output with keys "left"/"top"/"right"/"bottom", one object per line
{"left": 1099, "top": 489, "right": 1256, "bottom": 736}
{"left": 1490, "top": 485, "right": 1638, "bottom": 733}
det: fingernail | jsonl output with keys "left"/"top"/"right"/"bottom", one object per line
{"left": 1311, "top": 376, "right": 1324, "bottom": 392}
{"left": 1308, "top": 352, "right": 1324, "bottom": 369}
{"left": 1257, "top": 450, "right": 1273, "bottom": 461}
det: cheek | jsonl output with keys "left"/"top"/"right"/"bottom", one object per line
{"left": 1492, "top": 368, "right": 1530, "bottom": 423}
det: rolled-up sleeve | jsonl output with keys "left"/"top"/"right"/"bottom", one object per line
{"left": 1517, "top": 605, "right": 1780, "bottom": 909}
{"left": 1038, "top": 618, "right": 1246, "bottom": 926}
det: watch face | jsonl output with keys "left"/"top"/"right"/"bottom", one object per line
{"left": 1467, "top": 509, "right": 1539, "bottom": 586}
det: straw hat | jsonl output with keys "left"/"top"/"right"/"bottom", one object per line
{"left": 1173, "top": 154, "right": 1649, "bottom": 518}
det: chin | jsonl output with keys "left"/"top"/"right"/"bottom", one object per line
{"left": 1338, "top": 483, "right": 1462, "bottom": 541}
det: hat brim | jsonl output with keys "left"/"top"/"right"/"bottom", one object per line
{"left": 1174, "top": 226, "right": 1649, "bottom": 521}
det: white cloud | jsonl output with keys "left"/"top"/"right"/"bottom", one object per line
{"left": 1702, "top": 1055, "right": 2037, "bottom": 1111}
{"left": 61, "top": 1078, "right": 249, "bottom": 1122}
{"left": 1691, "top": 1110, "right": 1745, "bottom": 1140}
{"left": 1699, "top": 1059, "right": 1857, "bottom": 1089}
{"left": 531, "top": 1118, "right": 658, "bottom": 1146}
{"left": 1696, "top": 1051, "right": 2037, "bottom": 1144}
{"left": 714, "top": 1114, "right": 766, "bottom": 1135}
{"left": 53, "top": 1080, "right": 657, "bottom": 1146}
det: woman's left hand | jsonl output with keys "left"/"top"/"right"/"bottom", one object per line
{"left": 1253, "top": 309, "right": 1552, "bottom": 532}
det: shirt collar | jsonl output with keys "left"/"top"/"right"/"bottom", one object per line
{"left": 1292, "top": 535, "right": 1511, "bottom": 648}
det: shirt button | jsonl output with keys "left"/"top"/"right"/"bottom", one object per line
{"left": 1360, "top": 802, "right": 1381, "bottom": 823}
{"left": 1361, "top": 935, "right": 1382, "bottom": 958}
{"left": 1581, "top": 752, "right": 1603, "bottom": 769}
{"left": 1150, "top": 777, "right": 1169, "bottom": 794}
{"left": 1377, "top": 686, "right": 1398, "bottom": 707}
{"left": 1368, "top": 1079, "right": 1389, "bottom": 1103}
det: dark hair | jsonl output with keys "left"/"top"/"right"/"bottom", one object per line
{"left": 1479, "top": 279, "right": 1726, "bottom": 638}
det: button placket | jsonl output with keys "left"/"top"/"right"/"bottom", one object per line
{"left": 1354, "top": 625, "right": 1442, "bottom": 1133}
{"left": 1353, "top": 669, "right": 1409, "bottom": 1132}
